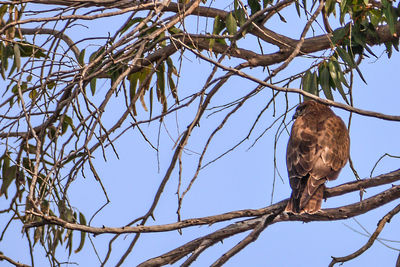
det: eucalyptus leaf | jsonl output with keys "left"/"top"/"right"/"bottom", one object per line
{"left": 225, "top": 12, "right": 237, "bottom": 35}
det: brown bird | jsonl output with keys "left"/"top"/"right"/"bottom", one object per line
{"left": 285, "top": 100, "right": 350, "bottom": 214}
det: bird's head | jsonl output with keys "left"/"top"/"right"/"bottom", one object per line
{"left": 293, "top": 100, "right": 327, "bottom": 120}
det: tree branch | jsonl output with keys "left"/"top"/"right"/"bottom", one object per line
{"left": 24, "top": 169, "right": 400, "bottom": 234}
{"left": 329, "top": 203, "right": 400, "bottom": 266}
{"left": 139, "top": 183, "right": 400, "bottom": 266}
{"left": 0, "top": 253, "right": 30, "bottom": 267}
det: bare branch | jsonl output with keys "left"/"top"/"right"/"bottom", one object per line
{"left": 329, "top": 203, "right": 400, "bottom": 266}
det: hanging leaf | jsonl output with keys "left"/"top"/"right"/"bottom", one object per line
{"left": 166, "top": 57, "right": 178, "bottom": 77}
{"left": 225, "top": 12, "right": 237, "bottom": 35}
{"left": 319, "top": 65, "right": 333, "bottom": 100}
{"left": 29, "top": 89, "right": 37, "bottom": 100}
{"left": 295, "top": 0, "right": 301, "bottom": 17}
{"left": 248, "top": 0, "right": 261, "bottom": 15}
{"left": 168, "top": 76, "right": 179, "bottom": 105}
{"left": 19, "top": 41, "right": 47, "bottom": 58}
{"left": 331, "top": 24, "right": 349, "bottom": 45}
{"left": 128, "top": 72, "right": 139, "bottom": 100}
{"left": 328, "top": 60, "right": 349, "bottom": 104}
{"left": 336, "top": 47, "right": 356, "bottom": 68}
{"left": 382, "top": 0, "right": 398, "bottom": 35}
{"left": 33, "top": 226, "right": 44, "bottom": 246}
{"left": 156, "top": 63, "right": 165, "bottom": 103}
{"left": 325, "top": 0, "right": 336, "bottom": 15}
{"left": 332, "top": 60, "right": 350, "bottom": 88}
{"left": 235, "top": 8, "right": 247, "bottom": 28}
{"left": 13, "top": 43, "right": 21, "bottom": 71}
{"left": 149, "top": 86, "right": 153, "bottom": 118}
{"left": 309, "top": 71, "right": 318, "bottom": 96}
{"left": 140, "top": 91, "right": 148, "bottom": 112}
{"left": 74, "top": 212, "right": 87, "bottom": 253}
{"left": 90, "top": 78, "right": 96, "bottom": 96}
{"left": 62, "top": 115, "right": 74, "bottom": 135}
{"left": 302, "top": 70, "right": 318, "bottom": 97}
{"left": 67, "top": 230, "right": 73, "bottom": 256}
{"left": 119, "top": 17, "right": 144, "bottom": 36}
{"left": 78, "top": 49, "right": 85, "bottom": 66}
{"left": 0, "top": 165, "right": 17, "bottom": 198}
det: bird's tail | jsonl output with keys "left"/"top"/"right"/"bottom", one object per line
{"left": 285, "top": 176, "right": 326, "bottom": 214}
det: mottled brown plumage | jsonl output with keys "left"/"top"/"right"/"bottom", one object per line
{"left": 285, "top": 100, "right": 350, "bottom": 214}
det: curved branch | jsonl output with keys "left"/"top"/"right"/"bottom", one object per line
{"left": 329, "top": 203, "right": 400, "bottom": 266}
{"left": 20, "top": 28, "right": 80, "bottom": 60}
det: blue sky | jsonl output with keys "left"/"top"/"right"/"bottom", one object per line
{"left": 1, "top": 1, "right": 400, "bottom": 266}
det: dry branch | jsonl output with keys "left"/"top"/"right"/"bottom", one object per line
{"left": 329, "top": 203, "right": 400, "bottom": 266}
{"left": 139, "top": 182, "right": 400, "bottom": 266}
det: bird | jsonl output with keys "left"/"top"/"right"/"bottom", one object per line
{"left": 285, "top": 100, "right": 350, "bottom": 214}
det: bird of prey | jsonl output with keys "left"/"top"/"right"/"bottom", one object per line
{"left": 285, "top": 100, "right": 350, "bottom": 214}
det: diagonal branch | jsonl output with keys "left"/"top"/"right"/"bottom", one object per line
{"left": 329, "top": 203, "right": 400, "bottom": 266}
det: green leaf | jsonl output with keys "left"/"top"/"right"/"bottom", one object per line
{"left": 156, "top": 63, "right": 165, "bottom": 101}
{"left": 331, "top": 24, "right": 349, "bottom": 44}
{"left": 74, "top": 213, "right": 87, "bottom": 253}
{"left": 340, "top": 0, "right": 348, "bottom": 13}
{"left": 149, "top": 86, "right": 153, "bottom": 118}
{"left": 67, "top": 230, "right": 73, "bottom": 256}
{"left": 29, "top": 89, "right": 37, "bottom": 100}
{"left": 302, "top": 71, "right": 313, "bottom": 93}
{"left": 78, "top": 49, "right": 85, "bottom": 66}
{"left": 1, "top": 165, "right": 17, "bottom": 198}
{"left": 310, "top": 71, "right": 318, "bottom": 96}
{"left": 328, "top": 60, "right": 349, "bottom": 104}
{"left": 128, "top": 72, "right": 139, "bottom": 115}
{"left": 128, "top": 72, "right": 139, "bottom": 100}
{"left": 302, "top": 0, "right": 307, "bottom": 16}
{"left": 325, "top": 0, "right": 336, "bottom": 15}
{"left": 235, "top": 8, "right": 246, "bottom": 27}
{"left": 225, "top": 12, "right": 237, "bottom": 35}
{"left": 332, "top": 60, "right": 350, "bottom": 88}
{"left": 319, "top": 65, "right": 333, "bottom": 100}
{"left": 336, "top": 47, "right": 356, "bottom": 68}
{"left": 248, "top": 0, "right": 261, "bottom": 15}
{"left": 210, "top": 16, "right": 224, "bottom": 51}
{"left": 295, "top": 0, "right": 301, "bottom": 17}
{"left": 13, "top": 44, "right": 21, "bottom": 71}
{"left": 33, "top": 226, "right": 43, "bottom": 246}
{"left": 166, "top": 57, "right": 178, "bottom": 77}
{"left": 383, "top": 0, "right": 398, "bottom": 35}
{"left": 168, "top": 76, "right": 179, "bottom": 105}
{"left": 234, "top": 0, "right": 239, "bottom": 11}
{"left": 17, "top": 41, "right": 47, "bottom": 59}
{"left": 120, "top": 17, "right": 144, "bottom": 36}
{"left": 213, "top": 16, "right": 225, "bottom": 34}
{"left": 90, "top": 78, "right": 96, "bottom": 96}
{"left": 61, "top": 115, "right": 73, "bottom": 135}
{"left": 385, "top": 42, "right": 393, "bottom": 58}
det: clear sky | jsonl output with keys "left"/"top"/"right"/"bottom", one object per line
{"left": 1, "top": 2, "right": 400, "bottom": 267}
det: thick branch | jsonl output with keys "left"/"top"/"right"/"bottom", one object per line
{"left": 24, "top": 169, "right": 400, "bottom": 234}
{"left": 139, "top": 184, "right": 400, "bottom": 266}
